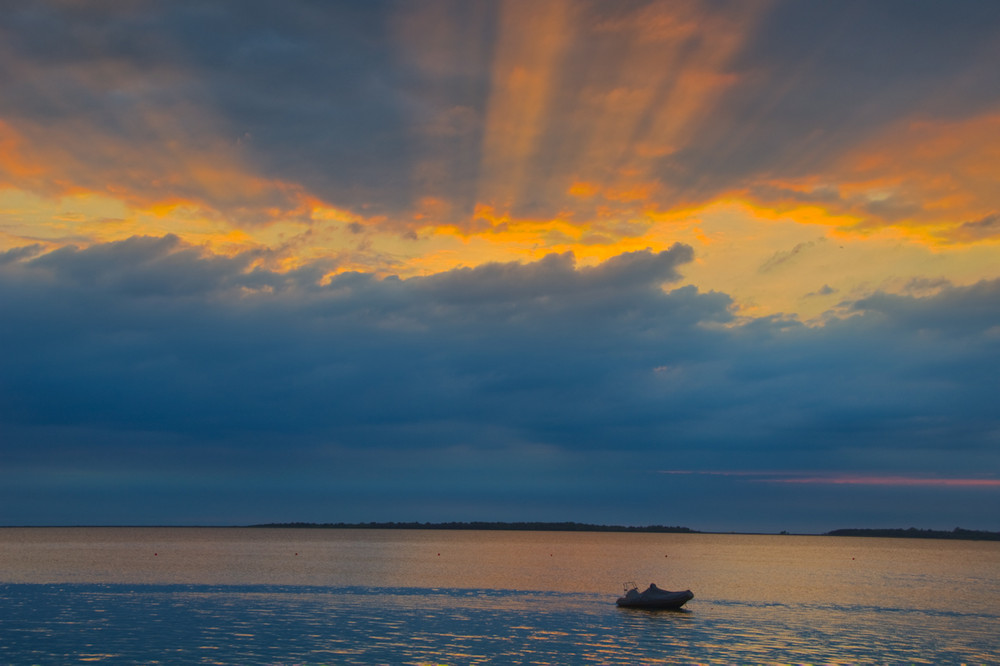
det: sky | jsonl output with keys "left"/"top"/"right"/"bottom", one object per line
{"left": 1, "top": 0, "right": 999, "bottom": 533}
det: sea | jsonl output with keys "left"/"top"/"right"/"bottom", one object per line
{"left": 0, "top": 528, "right": 997, "bottom": 665}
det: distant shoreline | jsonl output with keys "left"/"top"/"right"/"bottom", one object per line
{"left": 4, "top": 523, "right": 997, "bottom": 541}
{"left": 823, "top": 527, "right": 1000, "bottom": 541}
{"left": 246, "top": 521, "right": 699, "bottom": 534}
{"left": 246, "top": 522, "right": 1000, "bottom": 541}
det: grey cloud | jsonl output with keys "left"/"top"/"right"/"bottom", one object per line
{"left": 899, "top": 277, "right": 951, "bottom": 298}
{"left": 2, "top": 1, "right": 998, "bottom": 226}
{"left": 950, "top": 212, "right": 1000, "bottom": 243}
{"left": 413, "top": 244, "right": 694, "bottom": 310}
{"left": 3, "top": 239, "right": 998, "bottom": 527}
{"left": 0, "top": 1, "right": 422, "bottom": 215}
{"left": 851, "top": 279, "right": 1000, "bottom": 337}
{"left": 747, "top": 184, "right": 844, "bottom": 207}
{"left": 673, "top": 0, "right": 1000, "bottom": 202}
{"left": 805, "top": 284, "right": 837, "bottom": 298}
{"left": 758, "top": 240, "right": 821, "bottom": 274}
{"left": 0, "top": 237, "right": 706, "bottom": 430}
{"left": 0, "top": 244, "right": 43, "bottom": 265}
{"left": 24, "top": 235, "right": 264, "bottom": 298}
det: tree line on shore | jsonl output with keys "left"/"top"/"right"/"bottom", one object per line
{"left": 248, "top": 521, "right": 698, "bottom": 533}
{"left": 824, "top": 527, "right": 1000, "bottom": 541}
{"left": 248, "top": 522, "right": 999, "bottom": 540}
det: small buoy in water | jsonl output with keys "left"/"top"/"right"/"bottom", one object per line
{"left": 154, "top": 553, "right": 158, "bottom": 556}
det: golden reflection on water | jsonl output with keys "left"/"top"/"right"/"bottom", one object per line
{"left": 0, "top": 528, "right": 998, "bottom": 663}
{"left": 2, "top": 528, "right": 997, "bottom": 611}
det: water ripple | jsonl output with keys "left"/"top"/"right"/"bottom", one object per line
{"left": 2, "top": 583, "right": 997, "bottom": 664}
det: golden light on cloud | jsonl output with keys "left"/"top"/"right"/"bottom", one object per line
{"left": 1, "top": 0, "right": 999, "bottom": 323}
{"left": 844, "top": 114, "right": 1000, "bottom": 242}
{"left": 742, "top": 113, "right": 1000, "bottom": 246}
{"left": 391, "top": 0, "right": 770, "bottom": 239}
{"left": 477, "top": 0, "right": 573, "bottom": 215}
{"left": 567, "top": 181, "right": 599, "bottom": 199}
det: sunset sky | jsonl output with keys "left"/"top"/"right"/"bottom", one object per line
{"left": 2, "top": 0, "right": 999, "bottom": 532}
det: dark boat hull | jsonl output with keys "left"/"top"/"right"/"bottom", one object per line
{"left": 616, "top": 588, "right": 693, "bottom": 609}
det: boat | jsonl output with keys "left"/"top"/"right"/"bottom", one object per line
{"left": 615, "top": 582, "right": 693, "bottom": 609}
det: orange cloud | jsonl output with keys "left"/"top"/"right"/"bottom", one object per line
{"left": 390, "top": 1, "right": 768, "bottom": 241}
{"left": 0, "top": 107, "right": 381, "bottom": 264}
{"left": 476, "top": 0, "right": 573, "bottom": 215}
{"left": 840, "top": 114, "right": 1000, "bottom": 241}
{"left": 0, "top": 120, "right": 45, "bottom": 183}
{"left": 0, "top": 101, "right": 329, "bottom": 233}
{"left": 742, "top": 113, "right": 1000, "bottom": 245}
{"left": 568, "top": 181, "right": 600, "bottom": 198}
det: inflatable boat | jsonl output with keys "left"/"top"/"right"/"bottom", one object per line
{"left": 616, "top": 582, "right": 693, "bottom": 609}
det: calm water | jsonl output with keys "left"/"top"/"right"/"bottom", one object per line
{"left": 0, "top": 528, "right": 997, "bottom": 664}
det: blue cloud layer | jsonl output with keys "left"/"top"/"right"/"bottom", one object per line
{"left": 2, "top": 237, "right": 997, "bottom": 529}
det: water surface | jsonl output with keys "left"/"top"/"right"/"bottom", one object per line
{"left": 1, "top": 528, "right": 997, "bottom": 664}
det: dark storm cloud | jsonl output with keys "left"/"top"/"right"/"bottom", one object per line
{"left": 1, "top": 236, "right": 998, "bottom": 527}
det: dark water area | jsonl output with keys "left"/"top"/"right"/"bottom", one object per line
{"left": 1, "top": 529, "right": 997, "bottom": 664}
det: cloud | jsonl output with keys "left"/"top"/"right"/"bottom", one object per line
{"left": 0, "top": 2, "right": 403, "bottom": 226}
{"left": 850, "top": 279, "right": 1000, "bottom": 336}
{"left": 22, "top": 234, "right": 271, "bottom": 298}
{"left": 688, "top": 1, "right": 1000, "bottom": 189}
{"left": 805, "top": 284, "right": 837, "bottom": 298}
{"left": 950, "top": 212, "right": 1000, "bottom": 243}
{"left": 2, "top": 236, "right": 999, "bottom": 528}
{"left": 0, "top": 243, "right": 43, "bottom": 265}
{"left": 1, "top": 1, "right": 998, "bottom": 254}
{"left": 0, "top": 237, "right": 705, "bottom": 436}
{"left": 1, "top": 1, "right": 999, "bottom": 528}
{"left": 414, "top": 244, "right": 694, "bottom": 308}
{"left": 758, "top": 240, "right": 821, "bottom": 273}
